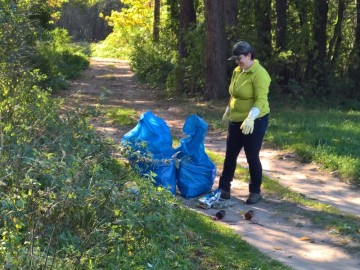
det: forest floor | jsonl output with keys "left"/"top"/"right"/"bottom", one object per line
{"left": 59, "top": 58, "right": 360, "bottom": 270}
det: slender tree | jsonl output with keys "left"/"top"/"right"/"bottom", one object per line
{"left": 311, "top": 0, "right": 328, "bottom": 87}
{"left": 153, "top": 0, "right": 160, "bottom": 42}
{"left": 175, "top": 0, "right": 196, "bottom": 94}
{"left": 224, "top": 0, "right": 238, "bottom": 83}
{"left": 254, "top": 0, "right": 272, "bottom": 60}
{"left": 327, "top": 0, "right": 346, "bottom": 65}
{"left": 275, "top": 0, "right": 287, "bottom": 51}
{"left": 224, "top": 0, "right": 238, "bottom": 34}
{"left": 204, "top": 0, "right": 227, "bottom": 99}
{"left": 179, "top": 0, "right": 196, "bottom": 58}
{"left": 348, "top": 0, "right": 360, "bottom": 99}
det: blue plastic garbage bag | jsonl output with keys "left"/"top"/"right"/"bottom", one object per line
{"left": 175, "top": 115, "right": 216, "bottom": 198}
{"left": 121, "top": 111, "right": 176, "bottom": 194}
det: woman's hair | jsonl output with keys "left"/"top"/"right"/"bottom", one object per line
{"left": 244, "top": 51, "right": 256, "bottom": 60}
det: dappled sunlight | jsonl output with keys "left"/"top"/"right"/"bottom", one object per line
{"left": 95, "top": 73, "right": 134, "bottom": 79}
{"left": 227, "top": 206, "right": 357, "bottom": 270}
{"left": 259, "top": 149, "right": 360, "bottom": 217}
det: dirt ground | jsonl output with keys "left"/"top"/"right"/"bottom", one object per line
{"left": 60, "top": 58, "right": 360, "bottom": 270}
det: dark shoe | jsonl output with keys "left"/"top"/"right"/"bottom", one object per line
{"left": 246, "top": 193, "right": 262, "bottom": 204}
{"left": 219, "top": 189, "right": 231, "bottom": 200}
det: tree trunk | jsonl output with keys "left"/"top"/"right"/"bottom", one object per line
{"left": 224, "top": 0, "right": 238, "bottom": 85}
{"left": 224, "top": 0, "right": 238, "bottom": 31}
{"left": 153, "top": 0, "right": 160, "bottom": 42}
{"left": 254, "top": 0, "right": 272, "bottom": 60}
{"left": 179, "top": 0, "right": 196, "bottom": 58}
{"left": 204, "top": 0, "right": 227, "bottom": 100}
{"left": 275, "top": 0, "right": 287, "bottom": 51}
{"left": 356, "top": 0, "right": 360, "bottom": 46}
{"left": 348, "top": 0, "right": 360, "bottom": 99}
{"left": 327, "top": 0, "right": 345, "bottom": 65}
{"left": 176, "top": 0, "right": 196, "bottom": 94}
{"left": 311, "top": 0, "right": 328, "bottom": 87}
{"left": 313, "top": 0, "right": 328, "bottom": 65}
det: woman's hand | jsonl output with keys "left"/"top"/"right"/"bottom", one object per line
{"left": 240, "top": 117, "right": 254, "bottom": 134}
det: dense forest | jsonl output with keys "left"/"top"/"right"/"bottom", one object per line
{"left": 59, "top": 0, "right": 360, "bottom": 104}
{"left": 34, "top": 0, "right": 360, "bottom": 103}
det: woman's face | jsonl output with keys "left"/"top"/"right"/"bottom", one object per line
{"left": 236, "top": 54, "right": 252, "bottom": 70}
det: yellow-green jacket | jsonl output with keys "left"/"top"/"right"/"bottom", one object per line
{"left": 229, "top": 60, "right": 271, "bottom": 122}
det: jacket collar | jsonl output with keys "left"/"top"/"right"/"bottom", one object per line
{"left": 235, "top": 59, "right": 259, "bottom": 73}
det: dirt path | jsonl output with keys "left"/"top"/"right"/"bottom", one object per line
{"left": 60, "top": 58, "right": 360, "bottom": 270}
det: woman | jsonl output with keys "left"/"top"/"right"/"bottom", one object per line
{"left": 218, "top": 40, "right": 271, "bottom": 204}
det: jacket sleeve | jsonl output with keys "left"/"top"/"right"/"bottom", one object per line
{"left": 252, "top": 68, "right": 271, "bottom": 112}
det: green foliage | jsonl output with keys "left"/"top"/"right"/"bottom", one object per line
{"left": 0, "top": 71, "right": 190, "bottom": 268}
{"left": 34, "top": 28, "right": 90, "bottom": 90}
{"left": 167, "top": 21, "right": 206, "bottom": 96}
{"left": 130, "top": 34, "right": 176, "bottom": 88}
{"left": 0, "top": 4, "right": 189, "bottom": 267}
{"left": 91, "top": 31, "right": 132, "bottom": 59}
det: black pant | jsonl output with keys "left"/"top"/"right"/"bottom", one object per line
{"left": 219, "top": 114, "right": 269, "bottom": 194}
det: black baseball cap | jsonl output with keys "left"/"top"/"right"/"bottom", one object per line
{"left": 228, "top": 41, "right": 254, "bottom": 60}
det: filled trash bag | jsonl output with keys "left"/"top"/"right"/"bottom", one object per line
{"left": 175, "top": 115, "right": 216, "bottom": 198}
{"left": 121, "top": 111, "right": 176, "bottom": 194}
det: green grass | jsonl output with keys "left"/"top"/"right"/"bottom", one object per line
{"left": 207, "top": 150, "right": 360, "bottom": 250}
{"left": 180, "top": 98, "right": 360, "bottom": 185}
{"left": 106, "top": 107, "right": 138, "bottom": 126}
{"left": 267, "top": 108, "right": 360, "bottom": 184}
{"left": 183, "top": 209, "right": 291, "bottom": 270}
{"left": 105, "top": 90, "right": 360, "bottom": 263}
{"left": 91, "top": 41, "right": 131, "bottom": 59}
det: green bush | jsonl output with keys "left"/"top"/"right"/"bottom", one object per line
{"left": 167, "top": 23, "right": 206, "bottom": 96}
{"left": 91, "top": 31, "right": 132, "bottom": 59}
{"left": 0, "top": 78, "right": 191, "bottom": 268}
{"left": 34, "top": 28, "right": 90, "bottom": 90}
{"left": 130, "top": 35, "right": 175, "bottom": 88}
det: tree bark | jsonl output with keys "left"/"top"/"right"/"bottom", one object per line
{"left": 179, "top": 0, "right": 196, "bottom": 58}
{"left": 254, "top": 0, "right": 272, "bottom": 60}
{"left": 311, "top": 0, "right": 328, "bottom": 86}
{"left": 224, "top": 0, "right": 238, "bottom": 30}
{"left": 204, "top": 0, "right": 227, "bottom": 100}
{"left": 175, "top": 0, "right": 196, "bottom": 94}
{"left": 355, "top": 0, "right": 360, "bottom": 46}
{"left": 313, "top": 0, "right": 328, "bottom": 65}
{"left": 275, "top": 0, "right": 287, "bottom": 51}
{"left": 327, "top": 0, "right": 345, "bottom": 65}
{"left": 224, "top": 0, "right": 238, "bottom": 84}
{"left": 153, "top": 0, "right": 160, "bottom": 42}
{"left": 348, "top": 0, "right": 360, "bottom": 99}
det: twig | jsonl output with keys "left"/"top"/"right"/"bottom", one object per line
{"left": 42, "top": 226, "right": 56, "bottom": 270}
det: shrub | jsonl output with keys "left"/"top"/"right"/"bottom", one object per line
{"left": 34, "top": 28, "right": 90, "bottom": 90}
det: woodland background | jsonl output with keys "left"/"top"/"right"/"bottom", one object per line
{"left": 56, "top": 0, "right": 360, "bottom": 104}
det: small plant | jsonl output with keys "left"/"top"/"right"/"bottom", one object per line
{"left": 106, "top": 107, "right": 138, "bottom": 126}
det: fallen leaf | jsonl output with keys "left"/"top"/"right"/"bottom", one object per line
{"left": 299, "top": 236, "right": 314, "bottom": 243}
{"left": 273, "top": 246, "right": 282, "bottom": 250}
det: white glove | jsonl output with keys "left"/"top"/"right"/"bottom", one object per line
{"left": 222, "top": 106, "right": 230, "bottom": 123}
{"left": 240, "top": 107, "right": 260, "bottom": 135}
